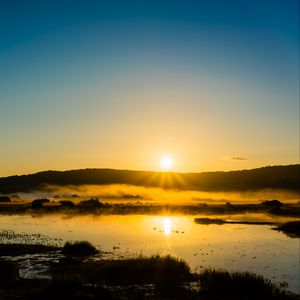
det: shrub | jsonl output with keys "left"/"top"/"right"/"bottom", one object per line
{"left": 31, "top": 198, "right": 50, "bottom": 208}
{"left": 59, "top": 200, "right": 75, "bottom": 207}
{"left": 79, "top": 198, "right": 103, "bottom": 207}
{"left": 261, "top": 200, "right": 283, "bottom": 207}
{"left": 32, "top": 198, "right": 50, "bottom": 204}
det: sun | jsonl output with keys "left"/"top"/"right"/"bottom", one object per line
{"left": 160, "top": 155, "right": 173, "bottom": 171}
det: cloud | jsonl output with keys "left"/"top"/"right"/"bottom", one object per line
{"left": 223, "top": 156, "right": 248, "bottom": 161}
{"left": 229, "top": 156, "right": 248, "bottom": 161}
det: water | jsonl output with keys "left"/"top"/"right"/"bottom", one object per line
{"left": 0, "top": 214, "right": 299, "bottom": 293}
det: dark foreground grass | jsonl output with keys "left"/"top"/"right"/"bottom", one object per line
{"left": 0, "top": 242, "right": 298, "bottom": 299}
{"left": 49, "top": 255, "right": 195, "bottom": 299}
{"left": 198, "top": 269, "right": 288, "bottom": 300}
{"left": 53, "top": 255, "right": 192, "bottom": 286}
{"left": 49, "top": 255, "right": 295, "bottom": 299}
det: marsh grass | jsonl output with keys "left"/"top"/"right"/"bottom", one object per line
{"left": 0, "top": 250, "right": 295, "bottom": 299}
{"left": 53, "top": 254, "right": 191, "bottom": 285}
{"left": 50, "top": 256, "right": 294, "bottom": 299}
{"left": 198, "top": 269, "right": 288, "bottom": 299}
{"left": 51, "top": 255, "right": 196, "bottom": 298}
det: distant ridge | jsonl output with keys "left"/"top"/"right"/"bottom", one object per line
{"left": 0, "top": 165, "right": 299, "bottom": 193}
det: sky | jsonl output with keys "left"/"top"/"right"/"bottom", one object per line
{"left": 0, "top": 0, "right": 299, "bottom": 176}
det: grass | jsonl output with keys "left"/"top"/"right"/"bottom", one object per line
{"left": 198, "top": 269, "right": 288, "bottom": 300}
{"left": 0, "top": 247, "right": 296, "bottom": 299}
{"left": 53, "top": 254, "right": 192, "bottom": 285}
{"left": 52, "top": 254, "right": 196, "bottom": 299}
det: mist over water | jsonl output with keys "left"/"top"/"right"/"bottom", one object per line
{"left": 2, "top": 184, "right": 299, "bottom": 294}
{"left": 18, "top": 184, "right": 300, "bottom": 204}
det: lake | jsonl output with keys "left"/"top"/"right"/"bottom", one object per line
{"left": 0, "top": 213, "right": 299, "bottom": 293}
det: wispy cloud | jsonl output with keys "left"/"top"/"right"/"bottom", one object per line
{"left": 223, "top": 156, "right": 248, "bottom": 161}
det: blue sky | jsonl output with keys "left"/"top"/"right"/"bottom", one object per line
{"left": 0, "top": 0, "right": 299, "bottom": 175}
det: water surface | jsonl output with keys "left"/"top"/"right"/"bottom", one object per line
{"left": 0, "top": 214, "right": 299, "bottom": 293}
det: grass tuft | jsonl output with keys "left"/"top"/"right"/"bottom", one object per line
{"left": 62, "top": 241, "right": 98, "bottom": 256}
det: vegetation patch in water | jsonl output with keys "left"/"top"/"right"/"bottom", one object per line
{"left": 275, "top": 221, "right": 300, "bottom": 237}
{"left": 194, "top": 218, "right": 225, "bottom": 225}
{"left": 194, "top": 217, "right": 275, "bottom": 225}
{"left": 62, "top": 241, "right": 98, "bottom": 256}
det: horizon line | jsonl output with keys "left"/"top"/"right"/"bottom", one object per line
{"left": 1, "top": 163, "right": 299, "bottom": 179}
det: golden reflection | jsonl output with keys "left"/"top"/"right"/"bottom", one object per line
{"left": 163, "top": 217, "right": 172, "bottom": 235}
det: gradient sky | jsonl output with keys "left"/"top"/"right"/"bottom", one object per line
{"left": 0, "top": 0, "right": 299, "bottom": 176}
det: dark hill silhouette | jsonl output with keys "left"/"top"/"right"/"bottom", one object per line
{"left": 0, "top": 165, "right": 299, "bottom": 194}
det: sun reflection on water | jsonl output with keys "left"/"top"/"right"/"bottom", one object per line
{"left": 163, "top": 218, "right": 172, "bottom": 235}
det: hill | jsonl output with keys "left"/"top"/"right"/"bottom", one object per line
{"left": 0, "top": 165, "right": 299, "bottom": 194}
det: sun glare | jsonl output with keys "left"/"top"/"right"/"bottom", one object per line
{"left": 163, "top": 218, "right": 172, "bottom": 235}
{"left": 160, "top": 155, "right": 173, "bottom": 171}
